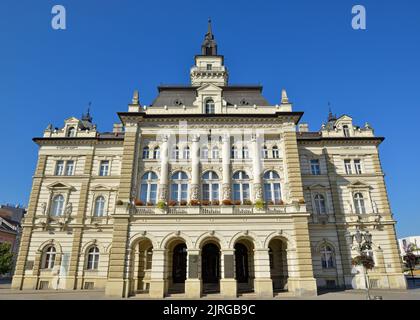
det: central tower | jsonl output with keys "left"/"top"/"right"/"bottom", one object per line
{"left": 190, "top": 19, "right": 228, "bottom": 87}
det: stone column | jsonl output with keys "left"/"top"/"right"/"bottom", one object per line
{"left": 253, "top": 249, "right": 273, "bottom": 297}
{"left": 12, "top": 154, "right": 47, "bottom": 290}
{"left": 220, "top": 249, "right": 236, "bottom": 298}
{"left": 105, "top": 123, "right": 139, "bottom": 297}
{"left": 149, "top": 249, "right": 166, "bottom": 298}
{"left": 190, "top": 135, "right": 200, "bottom": 201}
{"left": 159, "top": 135, "right": 169, "bottom": 202}
{"left": 251, "top": 135, "right": 263, "bottom": 201}
{"left": 221, "top": 135, "right": 231, "bottom": 201}
{"left": 185, "top": 249, "right": 201, "bottom": 298}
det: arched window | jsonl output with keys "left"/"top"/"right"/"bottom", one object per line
{"left": 262, "top": 145, "right": 268, "bottom": 159}
{"left": 94, "top": 196, "right": 105, "bottom": 217}
{"left": 272, "top": 146, "right": 279, "bottom": 159}
{"left": 320, "top": 245, "right": 335, "bottom": 269}
{"left": 42, "top": 246, "right": 56, "bottom": 269}
{"left": 50, "top": 195, "right": 64, "bottom": 216}
{"left": 142, "top": 146, "right": 150, "bottom": 159}
{"left": 205, "top": 99, "right": 215, "bottom": 114}
{"left": 67, "top": 127, "right": 76, "bottom": 137}
{"left": 263, "top": 171, "right": 281, "bottom": 203}
{"left": 202, "top": 171, "right": 219, "bottom": 201}
{"left": 242, "top": 146, "right": 249, "bottom": 159}
{"left": 171, "top": 171, "right": 188, "bottom": 203}
{"left": 153, "top": 147, "right": 160, "bottom": 159}
{"left": 87, "top": 246, "right": 100, "bottom": 270}
{"left": 343, "top": 125, "right": 350, "bottom": 137}
{"left": 140, "top": 171, "right": 158, "bottom": 204}
{"left": 231, "top": 146, "right": 238, "bottom": 159}
{"left": 314, "top": 194, "right": 327, "bottom": 214}
{"left": 211, "top": 146, "right": 219, "bottom": 159}
{"left": 201, "top": 146, "right": 209, "bottom": 159}
{"left": 232, "top": 171, "right": 250, "bottom": 203}
{"left": 172, "top": 146, "right": 179, "bottom": 160}
{"left": 183, "top": 146, "right": 190, "bottom": 159}
{"left": 354, "top": 193, "right": 366, "bottom": 214}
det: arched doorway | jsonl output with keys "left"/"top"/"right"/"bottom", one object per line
{"left": 166, "top": 240, "right": 187, "bottom": 294}
{"left": 129, "top": 238, "right": 153, "bottom": 296}
{"left": 234, "top": 239, "right": 255, "bottom": 293}
{"left": 201, "top": 243, "right": 220, "bottom": 293}
{"left": 268, "top": 238, "right": 288, "bottom": 292}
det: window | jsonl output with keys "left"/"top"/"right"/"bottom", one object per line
{"left": 231, "top": 146, "right": 238, "bottom": 159}
{"left": 272, "top": 146, "right": 279, "bottom": 159}
{"left": 171, "top": 171, "right": 188, "bottom": 203}
{"left": 55, "top": 161, "right": 65, "bottom": 176}
{"left": 202, "top": 171, "right": 219, "bottom": 201}
{"left": 67, "top": 127, "right": 76, "bottom": 137}
{"left": 320, "top": 245, "right": 335, "bottom": 269}
{"left": 183, "top": 146, "right": 190, "bottom": 159}
{"left": 65, "top": 160, "right": 74, "bottom": 176}
{"left": 262, "top": 145, "right": 268, "bottom": 159}
{"left": 201, "top": 147, "right": 208, "bottom": 159}
{"left": 344, "top": 160, "right": 352, "bottom": 174}
{"left": 142, "top": 146, "right": 150, "bottom": 159}
{"left": 263, "top": 171, "right": 281, "bottom": 203}
{"left": 99, "top": 160, "right": 110, "bottom": 176}
{"left": 354, "top": 193, "right": 366, "bottom": 214}
{"left": 87, "top": 246, "right": 100, "bottom": 270}
{"left": 172, "top": 146, "right": 179, "bottom": 160}
{"left": 232, "top": 171, "right": 250, "bottom": 203}
{"left": 314, "top": 194, "right": 327, "bottom": 214}
{"left": 146, "top": 247, "right": 153, "bottom": 270}
{"left": 354, "top": 159, "right": 362, "bottom": 174}
{"left": 206, "top": 64, "right": 212, "bottom": 70}
{"left": 50, "top": 195, "right": 64, "bottom": 216}
{"left": 205, "top": 99, "right": 215, "bottom": 114}
{"left": 94, "top": 196, "right": 105, "bottom": 217}
{"left": 140, "top": 171, "right": 158, "bottom": 204}
{"left": 153, "top": 147, "right": 160, "bottom": 159}
{"left": 343, "top": 125, "right": 350, "bottom": 137}
{"left": 211, "top": 146, "right": 219, "bottom": 159}
{"left": 42, "top": 246, "right": 56, "bottom": 269}
{"left": 242, "top": 146, "right": 249, "bottom": 159}
{"left": 310, "top": 159, "right": 321, "bottom": 175}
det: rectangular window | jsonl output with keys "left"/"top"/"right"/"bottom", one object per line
{"left": 273, "top": 183, "right": 281, "bottom": 201}
{"left": 55, "top": 161, "right": 64, "bottom": 176}
{"left": 65, "top": 160, "right": 74, "bottom": 176}
{"left": 140, "top": 184, "right": 148, "bottom": 203}
{"left": 212, "top": 184, "right": 219, "bottom": 201}
{"left": 171, "top": 184, "right": 178, "bottom": 201}
{"left": 149, "top": 184, "right": 157, "bottom": 204}
{"left": 206, "top": 64, "right": 212, "bottom": 70}
{"left": 354, "top": 159, "right": 362, "bottom": 174}
{"left": 233, "top": 184, "right": 241, "bottom": 201}
{"left": 99, "top": 160, "right": 109, "bottom": 176}
{"left": 203, "top": 184, "right": 210, "bottom": 201}
{"left": 181, "top": 184, "right": 188, "bottom": 201}
{"left": 310, "top": 159, "right": 321, "bottom": 175}
{"left": 344, "top": 160, "right": 352, "bottom": 174}
{"left": 242, "top": 184, "right": 250, "bottom": 201}
{"left": 264, "top": 184, "right": 272, "bottom": 202}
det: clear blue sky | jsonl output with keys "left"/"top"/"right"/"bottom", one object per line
{"left": 0, "top": 1, "right": 419, "bottom": 237}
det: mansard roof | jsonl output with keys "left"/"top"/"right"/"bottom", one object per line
{"left": 150, "top": 84, "right": 270, "bottom": 107}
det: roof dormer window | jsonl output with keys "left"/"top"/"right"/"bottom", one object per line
{"left": 174, "top": 99, "right": 183, "bottom": 106}
{"left": 343, "top": 125, "right": 350, "bottom": 137}
{"left": 207, "top": 64, "right": 212, "bottom": 70}
{"left": 67, "top": 127, "right": 76, "bottom": 137}
{"left": 205, "top": 99, "right": 215, "bottom": 114}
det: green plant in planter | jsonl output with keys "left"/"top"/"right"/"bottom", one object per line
{"left": 157, "top": 201, "right": 166, "bottom": 210}
{"left": 255, "top": 199, "right": 264, "bottom": 210}
{"left": 243, "top": 199, "right": 253, "bottom": 206}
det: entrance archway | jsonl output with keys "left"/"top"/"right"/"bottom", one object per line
{"left": 201, "top": 242, "right": 220, "bottom": 293}
{"left": 129, "top": 238, "right": 153, "bottom": 296}
{"left": 166, "top": 240, "right": 187, "bottom": 294}
{"left": 234, "top": 239, "right": 255, "bottom": 293}
{"left": 268, "top": 238, "right": 288, "bottom": 292}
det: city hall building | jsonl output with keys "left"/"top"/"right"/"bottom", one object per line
{"left": 12, "top": 22, "right": 406, "bottom": 298}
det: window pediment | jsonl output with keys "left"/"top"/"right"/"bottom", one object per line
{"left": 347, "top": 181, "right": 371, "bottom": 189}
{"left": 306, "top": 184, "right": 329, "bottom": 190}
{"left": 46, "top": 182, "right": 74, "bottom": 191}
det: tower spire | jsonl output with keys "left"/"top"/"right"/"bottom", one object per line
{"left": 201, "top": 18, "right": 217, "bottom": 56}
{"left": 327, "top": 102, "right": 336, "bottom": 122}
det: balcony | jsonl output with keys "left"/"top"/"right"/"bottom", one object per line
{"left": 133, "top": 203, "right": 307, "bottom": 216}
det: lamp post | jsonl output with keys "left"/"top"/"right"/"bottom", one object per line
{"left": 346, "top": 229, "right": 373, "bottom": 300}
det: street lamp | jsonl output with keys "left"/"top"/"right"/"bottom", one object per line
{"left": 347, "top": 229, "right": 373, "bottom": 300}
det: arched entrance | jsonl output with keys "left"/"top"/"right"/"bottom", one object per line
{"left": 166, "top": 240, "right": 187, "bottom": 294}
{"left": 129, "top": 238, "right": 153, "bottom": 296}
{"left": 268, "top": 238, "right": 288, "bottom": 292}
{"left": 201, "top": 242, "right": 220, "bottom": 293}
{"left": 234, "top": 239, "right": 255, "bottom": 293}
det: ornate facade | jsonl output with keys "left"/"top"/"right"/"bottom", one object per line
{"left": 12, "top": 22, "right": 406, "bottom": 298}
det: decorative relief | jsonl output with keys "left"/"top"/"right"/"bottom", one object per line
{"left": 159, "top": 185, "right": 168, "bottom": 201}
{"left": 190, "top": 184, "right": 199, "bottom": 201}
{"left": 253, "top": 183, "right": 263, "bottom": 200}
{"left": 222, "top": 183, "right": 231, "bottom": 200}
